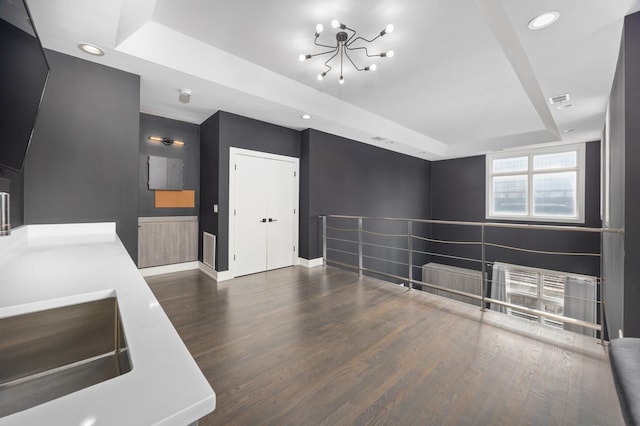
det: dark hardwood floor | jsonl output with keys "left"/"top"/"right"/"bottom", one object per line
{"left": 145, "top": 266, "right": 623, "bottom": 425}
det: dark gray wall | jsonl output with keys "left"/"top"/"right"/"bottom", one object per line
{"left": 622, "top": 12, "right": 640, "bottom": 337}
{"left": 603, "top": 30, "right": 626, "bottom": 338}
{"left": 301, "top": 129, "right": 432, "bottom": 282}
{"left": 24, "top": 50, "right": 139, "bottom": 261}
{"left": 199, "top": 112, "right": 219, "bottom": 262}
{"left": 139, "top": 113, "right": 200, "bottom": 217}
{"left": 200, "top": 111, "right": 300, "bottom": 271}
{"left": 603, "top": 11, "right": 640, "bottom": 338}
{"left": 430, "top": 143, "right": 602, "bottom": 277}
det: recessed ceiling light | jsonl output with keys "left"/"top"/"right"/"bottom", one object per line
{"left": 78, "top": 43, "right": 105, "bottom": 56}
{"left": 301, "top": 114, "right": 311, "bottom": 120}
{"left": 564, "top": 128, "right": 577, "bottom": 133}
{"left": 557, "top": 104, "right": 574, "bottom": 110}
{"left": 528, "top": 11, "right": 560, "bottom": 30}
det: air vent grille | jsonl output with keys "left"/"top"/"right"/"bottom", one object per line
{"left": 548, "top": 93, "right": 570, "bottom": 105}
{"left": 371, "top": 136, "right": 386, "bottom": 141}
{"left": 203, "top": 232, "right": 215, "bottom": 269}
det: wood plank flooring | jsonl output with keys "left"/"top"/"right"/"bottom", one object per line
{"left": 145, "top": 266, "right": 623, "bottom": 425}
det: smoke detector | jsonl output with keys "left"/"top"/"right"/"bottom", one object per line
{"left": 178, "top": 89, "right": 192, "bottom": 104}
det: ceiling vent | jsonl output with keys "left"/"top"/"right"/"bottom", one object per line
{"left": 548, "top": 93, "right": 570, "bottom": 105}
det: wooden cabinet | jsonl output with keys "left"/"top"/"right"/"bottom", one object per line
{"left": 138, "top": 216, "right": 197, "bottom": 268}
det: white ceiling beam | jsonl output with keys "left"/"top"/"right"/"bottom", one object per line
{"left": 473, "top": 0, "right": 561, "bottom": 143}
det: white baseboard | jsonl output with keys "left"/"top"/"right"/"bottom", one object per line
{"left": 198, "top": 262, "right": 234, "bottom": 282}
{"left": 139, "top": 261, "right": 199, "bottom": 277}
{"left": 298, "top": 257, "right": 323, "bottom": 268}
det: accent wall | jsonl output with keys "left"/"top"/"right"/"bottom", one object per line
{"left": 23, "top": 50, "right": 140, "bottom": 261}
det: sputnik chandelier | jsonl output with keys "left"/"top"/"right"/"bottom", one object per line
{"left": 299, "top": 19, "right": 394, "bottom": 84}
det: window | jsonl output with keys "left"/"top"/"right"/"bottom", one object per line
{"left": 505, "top": 266, "right": 566, "bottom": 328}
{"left": 486, "top": 144, "right": 585, "bottom": 222}
{"left": 492, "top": 262, "right": 597, "bottom": 336}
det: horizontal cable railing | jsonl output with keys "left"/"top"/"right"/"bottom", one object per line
{"left": 320, "top": 215, "right": 624, "bottom": 344}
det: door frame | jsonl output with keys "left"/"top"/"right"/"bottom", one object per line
{"left": 228, "top": 147, "right": 300, "bottom": 278}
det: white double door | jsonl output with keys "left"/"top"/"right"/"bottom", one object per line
{"left": 231, "top": 149, "right": 299, "bottom": 277}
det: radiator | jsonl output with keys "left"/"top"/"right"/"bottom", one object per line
{"left": 421, "top": 262, "right": 483, "bottom": 306}
{"left": 202, "top": 232, "right": 215, "bottom": 269}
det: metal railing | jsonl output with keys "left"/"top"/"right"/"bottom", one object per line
{"left": 320, "top": 214, "right": 624, "bottom": 344}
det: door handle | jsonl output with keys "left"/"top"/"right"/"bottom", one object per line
{"left": 268, "top": 218, "right": 277, "bottom": 222}
{"left": 260, "top": 218, "right": 267, "bottom": 223}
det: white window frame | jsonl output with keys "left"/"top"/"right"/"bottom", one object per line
{"left": 503, "top": 264, "right": 566, "bottom": 329}
{"left": 486, "top": 143, "right": 586, "bottom": 223}
{"left": 499, "top": 262, "right": 597, "bottom": 335}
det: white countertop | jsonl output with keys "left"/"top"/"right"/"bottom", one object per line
{"left": 0, "top": 223, "right": 216, "bottom": 425}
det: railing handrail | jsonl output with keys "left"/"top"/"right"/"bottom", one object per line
{"left": 320, "top": 214, "right": 624, "bottom": 234}
{"left": 321, "top": 213, "right": 613, "bottom": 343}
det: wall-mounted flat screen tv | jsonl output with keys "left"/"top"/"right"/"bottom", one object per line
{"left": 0, "top": 0, "right": 49, "bottom": 173}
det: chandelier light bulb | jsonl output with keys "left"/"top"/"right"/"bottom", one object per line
{"left": 317, "top": 72, "right": 326, "bottom": 80}
{"left": 386, "top": 50, "right": 394, "bottom": 58}
{"left": 316, "top": 23, "right": 324, "bottom": 34}
{"left": 339, "top": 75, "right": 344, "bottom": 84}
{"left": 331, "top": 19, "right": 341, "bottom": 29}
{"left": 380, "top": 23, "right": 394, "bottom": 36}
{"left": 299, "top": 54, "right": 306, "bottom": 62}
{"left": 370, "top": 64, "right": 377, "bottom": 71}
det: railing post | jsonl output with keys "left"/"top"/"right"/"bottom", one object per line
{"left": 322, "top": 215, "right": 327, "bottom": 267}
{"left": 480, "top": 224, "right": 486, "bottom": 312}
{"left": 408, "top": 221, "right": 413, "bottom": 289}
{"left": 358, "top": 217, "right": 363, "bottom": 277}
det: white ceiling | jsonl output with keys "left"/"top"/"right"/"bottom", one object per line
{"left": 26, "top": 0, "right": 640, "bottom": 160}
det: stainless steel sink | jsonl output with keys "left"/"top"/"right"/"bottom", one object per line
{"left": 0, "top": 297, "right": 132, "bottom": 417}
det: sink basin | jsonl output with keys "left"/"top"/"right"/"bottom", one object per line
{"left": 0, "top": 297, "right": 132, "bottom": 417}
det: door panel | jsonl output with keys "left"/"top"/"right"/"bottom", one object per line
{"left": 266, "top": 160, "right": 295, "bottom": 270}
{"left": 234, "top": 155, "right": 268, "bottom": 276}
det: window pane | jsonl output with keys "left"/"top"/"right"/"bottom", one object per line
{"left": 542, "top": 274, "right": 565, "bottom": 300}
{"left": 541, "top": 299, "right": 564, "bottom": 316}
{"left": 533, "top": 172, "right": 576, "bottom": 217}
{"left": 493, "top": 175, "right": 527, "bottom": 215}
{"left": 506, "top": 270, "right": 538, "bottom": 295}
{"left": 533, "top": 151, "right": 577, "bottom": 170}
{"left": 493, "top": 156, "right": 528, "bottom": 173}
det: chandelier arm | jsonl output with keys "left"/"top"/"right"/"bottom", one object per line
{"left": 347, "top": 34, "right": 381, "bottom": 47}
{"left": 346, "top": 45, "right": 382, "bottom": 58}
{"left": 344, "top": 49, "right": 366, "bottom": 71}
{"left": 309, "top": 47, "right": 339, "bottom": 58}
{"left": 345, "top": 28, "right": 358, "bottom": 44}
{"left": 323, "top": 49, "right": 340, "bottom": 74}
{"left": 314, "top": 38, "right": 336, "bottom": 49}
